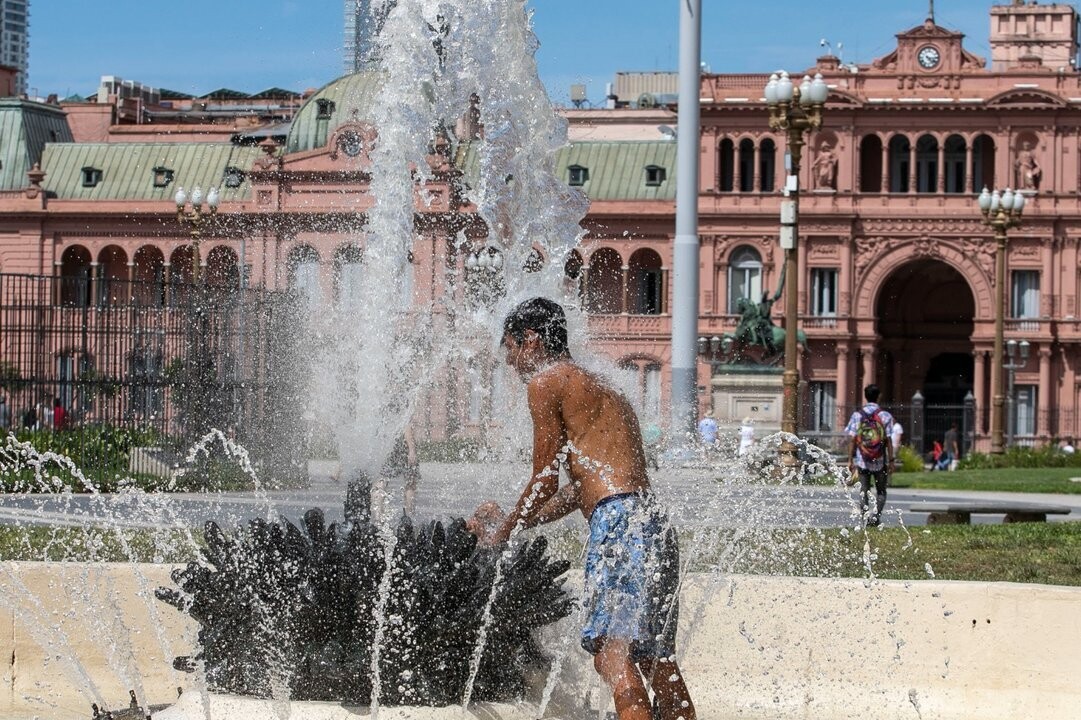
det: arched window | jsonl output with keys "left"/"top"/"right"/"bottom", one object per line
{"left": 289, "top": 245, "right": 322, "bottom": 306}
{"left": 628, "top": 248, "right": 663, "bottom": 315}
{"left": 888, "top": 135, "right": 911, "bottom": 193}
{"left": 973, "top": 134, "right": 995, "bottom": 191}
{"left": 944, "top": 135, "right": 966, "bottom": 194}
{"left": 718, "top": 139, "right": 734, "bottom": 192}
{"left": 97, "top": 245, "right": 128, "bottom": 306}
{"left": 132, "top": 246, "right": 165, "bottom": 306}
{"left": 586, "top": 247, "right": 623, "bottom": 314}
{"left": 759, "top": 138, "right": 777, "bottom": 192}
{"left": 916, "top": 134, "right": 939, "bottom": 193}
{"left": 334, "top": 245, "right": 363, "bottom": 304}
{"left": 738, "top": 139, "right": 755, "bottom": 192}
{"left": 859, "top": 135, "right": 883, "bottom": 192}
{"left": 169, "top": 246, "right": 195, "bottom": 305}
{"left": 60, "top": 245, "right": 92, "bottom": 307}
{"left": 563, "top": 250, "right": 584, "bottom": 303}
{"left": 727, "top": 246, "right": 762, "bottom": 313}
{"left": 206, "top": 246, "right": 240, "bottom": 293}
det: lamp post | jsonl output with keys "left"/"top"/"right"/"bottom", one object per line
{"left": 977, "top": 186, "right": 1026, "bottom": 454}
{"left": 764, "top": 71, "right": 829, "bottom": 440}
{"left": 175, "top": 185, "right": 221, "bottom": 286}
{"left": 1004, "top": 338, "right": 1030, "bottom": 448}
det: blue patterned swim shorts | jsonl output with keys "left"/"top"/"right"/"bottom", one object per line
{"left": 580, "top": 492, "right": 680, "bottom": 661}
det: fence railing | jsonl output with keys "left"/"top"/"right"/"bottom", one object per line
{"left": 0, "top": 273, "right": 304, "bottom": 486}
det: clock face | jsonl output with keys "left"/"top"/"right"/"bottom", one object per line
{"left": 918, "top": 45, "right": 941, "bottom": 69}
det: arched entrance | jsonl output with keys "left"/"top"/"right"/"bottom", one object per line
{"left": 875, "top": 258, "right": 976, "bottom": 450}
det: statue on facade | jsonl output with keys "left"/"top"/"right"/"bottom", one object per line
{"left": 812, "top": 143, "right": 838, "bottom": 190}
{"left": 1015, "top": 141, "right": 1041, "bottom": 191}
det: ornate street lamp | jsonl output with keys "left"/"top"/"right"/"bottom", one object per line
{"left": 977, "top": 186, "right": 1027, "bottom": 454}
{"left": 175, "top": 185, "right": 221, "bottom": 285}
{"left": 764, "top": 71, "right": 829, "bottom": 441}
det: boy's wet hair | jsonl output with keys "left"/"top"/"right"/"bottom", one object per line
{"left": 503, "top": 297, "right": 569, "bottom": 356}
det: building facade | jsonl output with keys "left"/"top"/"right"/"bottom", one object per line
{"left": 0, "top": 0, "right": 27, "bottom": 95}
{"left": 1, "top": 2, "right": 1080, "bottom": 451}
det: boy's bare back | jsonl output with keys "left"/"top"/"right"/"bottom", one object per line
{"left": 528, "top": 361, "right": 649, "bottom": 519}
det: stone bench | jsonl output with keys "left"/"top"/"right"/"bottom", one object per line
{"left": 909, "top": 502, "right": 1073, "bottom": 524}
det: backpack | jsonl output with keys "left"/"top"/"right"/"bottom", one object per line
{"left": 854, "top": 408, "right": 887, "bottom": 463}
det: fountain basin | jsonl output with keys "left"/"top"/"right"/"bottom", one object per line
{"left": 3, "top": 563, "right": 1080, "bottom": 719}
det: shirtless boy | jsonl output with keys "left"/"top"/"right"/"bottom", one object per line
{"left": 471, "top": 297, "right": 695, "bottom": 720}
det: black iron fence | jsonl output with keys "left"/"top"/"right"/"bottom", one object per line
{"left": 0, "top": 273, "right": 304, "bottom": 487}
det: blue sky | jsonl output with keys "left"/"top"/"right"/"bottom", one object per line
{"left": 30, "top": 1, "right": 992, "bottom": 103}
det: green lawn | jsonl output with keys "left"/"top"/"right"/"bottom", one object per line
{"left": 890, "top": 466, "right": 1081, "bottom": 493}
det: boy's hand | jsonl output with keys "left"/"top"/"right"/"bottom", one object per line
{"left": 468, "top": 501, "right": 504, "bottom": 545}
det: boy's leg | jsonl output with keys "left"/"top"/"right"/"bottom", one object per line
{"left": 639, "top": 656, "right": 696, "bottom": 720}
{"left": 873, "top": 470, "right": 888, "bottom": 517}
{"left": 594, "top": 638, "right": 651, "bottom": 720}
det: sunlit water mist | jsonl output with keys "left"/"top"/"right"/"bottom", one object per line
{"left": 0, "top": 1, "right": 941, "bottom": 718}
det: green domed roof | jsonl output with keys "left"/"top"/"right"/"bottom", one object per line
{"left": 285, "top": 72, "right": 384, "bottom": 154}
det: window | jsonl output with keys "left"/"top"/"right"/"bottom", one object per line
{"left": 809, "top": 381, "right": 836, "bottom": 432}
{"left": 727, "top": 246, "right": 762, "bottom": 313}
{"left": 315, "top": 99, "right": 335, "bottom": 119}
{"left": 1013, "top": 384, "right": 1037, "bottom": 438}
{"left": 81, "top": 166, "right": 103, "bottom": 187}
{"left": 644, "top": 165, "right": 666, "bottom": 186}
{"left": 1011, "top": 270, "right": 1040, "bottom": 318}
{"left": 152, "top": 166, "right": 174, "bottom": 188}
{"left": 568, "top": 165, "right": 589, "bottom": 186}
{"left": 223, "top": 166, "right": 246, "bottom": 188}
{"left": 810, "top": 268, "right": 838, "bottom": 316}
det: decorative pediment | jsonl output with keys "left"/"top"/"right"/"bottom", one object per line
{"left": 985, "top": 87, "right": 1068, "bottom": 109}
{"left": 872, "top": 19, "right": 985, "bottom": 74}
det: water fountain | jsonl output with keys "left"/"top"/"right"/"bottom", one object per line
{"left": 3, "top": 1, "right": 1081, "bottom": 719}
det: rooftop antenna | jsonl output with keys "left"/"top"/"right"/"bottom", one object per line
{"left": 820, "top": 38, "right": 845, "bottom": 63}
{"left": 928, "top": 0, "right": 935, "bottom": 23}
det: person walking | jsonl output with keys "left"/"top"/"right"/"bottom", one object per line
{"left": 697, "top": 410, "right": 718, "bottom": 447}
{"left": 737, "top": 417, "right": 755, "bottom": 456}
{"left": 941, "top": 422, "right": 960, "bottom": 471}
{"left": 890, "top": 421, "right": 904, "bottom": 466}
{"left": 846, "top": 384, "right": 894, "bottom": 527}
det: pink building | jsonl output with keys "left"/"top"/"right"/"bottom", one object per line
{"left": 0, "top": 1, "right": 1079, "bottom": 451}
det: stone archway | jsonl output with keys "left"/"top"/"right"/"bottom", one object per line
{"left": 874, "top": 259, "right": 976, "bottom": 447}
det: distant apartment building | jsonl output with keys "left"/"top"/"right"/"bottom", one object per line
{"left": 0, "top": 0, "right": 28, "bottom": 95}
{"left": 343, "top": 0, "right": 391, "bottom": 74}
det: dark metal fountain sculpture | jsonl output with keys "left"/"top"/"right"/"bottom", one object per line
{"left": 155, "top": 481, "right": 573, "bottom": 707}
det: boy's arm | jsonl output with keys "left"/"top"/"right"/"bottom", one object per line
{"left": 532, "top": 481, "right": 580, "bottom": 525}
{"left": 490, "top": 376, "right": 566, "bottom": 543}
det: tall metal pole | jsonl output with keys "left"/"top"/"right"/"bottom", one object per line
{"left": 990, "top": 226, "right": 1007, "bottom": 453}
{"left": 670, "top": 0, "right": 702, "bottom": 441}
{"left": 781, "top": 134, "right": 803, "bottom": 436}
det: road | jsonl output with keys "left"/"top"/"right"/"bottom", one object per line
{"left": 1, "top": 461, "right": 1079, "bottom": 531}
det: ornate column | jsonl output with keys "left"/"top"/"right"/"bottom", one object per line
{"left": 163, "top": 263, "right": 172, "bottom": 306}
{"left": 836, "top": 342, "right": 851, "bottom": 428}
{"left": 89, "top": 261, "right": 100, "bottom": 307}
{"left": 860, "top": 343, "right": 876, "bottom": 389}
{"left": 907, "top": 144, "right": 917, "bottom": 194}
{"left": 52, "top": 259, "right": 62, "bottom": 306}
{"left": 751, "top": 144, "right": 760, "bottom": 192}
{"left": 581, "top": 264, "right": 591, "bottom": 312}
{"left": 1039, "top": 345, "right": 1053, "bottom": 439}
{"left": 973, "top": 348, "right": 987, "bottom": 435}
{"left": 620, "top": 264, "right": 630, "bottom": 314}
{"left": 881, "top": 142, "right": 890, "bottom": 192}
{"left": 937, "top": 143, "right": 946, "bottom": 193}
{"left": 1042, "top": 237, "right": 1055, "bottom": 317}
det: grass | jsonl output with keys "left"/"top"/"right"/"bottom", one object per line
{"left": 0, "top": 524, "right": 202, "bottom": 563}
{"left": 889, "top": 466, "right": 1081, "bottom": 494}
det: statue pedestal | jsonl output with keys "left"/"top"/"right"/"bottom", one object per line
{"left": 711, "top": 364, "right": 784, "bottom": 434}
